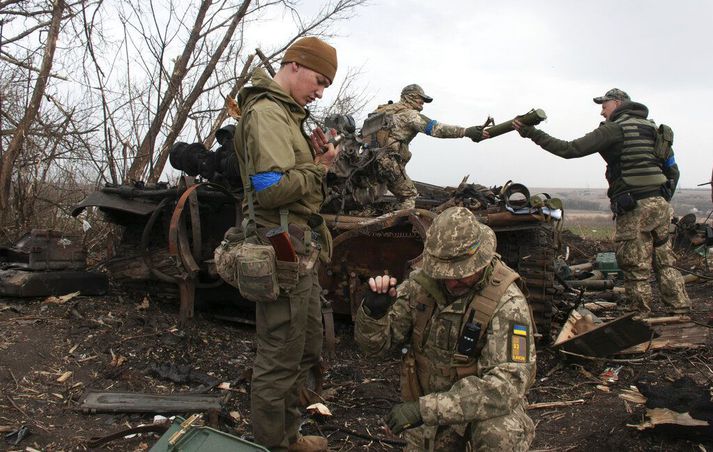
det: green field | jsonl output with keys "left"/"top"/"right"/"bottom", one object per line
{"left": 562, "top": 211, "right": 615, "bottom": 240}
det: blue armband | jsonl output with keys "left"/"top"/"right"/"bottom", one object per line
{"left": 663, "top": 156, "right": 676, "bottom": 169}
{"left": 424, "top": 120, "right": 437, "bottom": 136}
{"left": 251, "top": 171, "right": 283, "bottom": 192}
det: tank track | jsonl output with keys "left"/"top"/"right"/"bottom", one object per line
{"left": 495, "top": 223, "right": 556, "bottom": 339}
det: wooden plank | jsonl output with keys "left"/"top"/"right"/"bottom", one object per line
{"left": 618, "top": 322, "right": 709, "bottom": 353}
{"left": 80, "top": 391, "right": 222, "bottom": 413}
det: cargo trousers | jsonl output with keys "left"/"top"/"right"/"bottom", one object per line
{"left": 376, "top": 153, "right": 417, "bottom": 209}
{"left": 251, "top": 265, "right": 323, "bottom": 451}
{"left": 403, "top": 403, "right": 534, "bottom": 451}
{"left": 614, "top": 196, "right": 690, "bottom": 313}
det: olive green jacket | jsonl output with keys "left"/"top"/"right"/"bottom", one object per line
{"left": 235, "top": 68, "right": 331, "bottom": 256}
{"left": 521, "top": 102, "right": 679, "bottom": 200}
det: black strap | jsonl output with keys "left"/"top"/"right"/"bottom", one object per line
{"left": 86, "top": 423, "right": 170, "bottom": 448}
{"left": 631, "top": 188, "right": 662, "bottom": 201}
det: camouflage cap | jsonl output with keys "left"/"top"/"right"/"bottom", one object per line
{"left": 422, "top": 207, "right": 496, "bottom": 279}
{"left": 401, "top": 84, "right": 433, "bottom": 103}
{"left": 593, "top": 88, "right": 630, "bottom": 104}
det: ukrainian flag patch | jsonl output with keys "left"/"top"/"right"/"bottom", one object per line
{"left": 509, "top": 322, "right": 529, "bottom": 363}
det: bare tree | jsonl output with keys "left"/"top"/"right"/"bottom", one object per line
{"left": 0, "top": 0, "right": 66, "bottom": 214}
{"left": 0, "top": 0, "right": 370, "bottom": 240}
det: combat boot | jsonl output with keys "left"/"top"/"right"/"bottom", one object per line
{"left": 288, "top": 435, "right": 328, "bottom": 452}
{"left": 669, "top": 306, "right": 692, "bottom": 316}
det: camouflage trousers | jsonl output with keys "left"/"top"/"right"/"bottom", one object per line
{"left": 251, "top": 265, "right": 323, "bottom": 451}
{"left": 403, "top": 403, "right": 534, "bottom": 451}
{"left": 614, "top": 196, "right": 690, "bottom": 313}
{"left": 377, "top": 154, "right": 417, "bottom": 209}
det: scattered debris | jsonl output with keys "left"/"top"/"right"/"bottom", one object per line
{"left": 4, "top": 425, "right": 30, "bottom": 446}
{"left": 306, "top": 402, "right": 333, "bottom": 417}
{"left": 599, "top": 366, "right": 622, "bottom": 384}
{"left": 0, "top": 230, "right": 108, "bottom": 297}
{"left": 626, "top": 377, "right": 713, "bottom": 439}
{"left": 146, "top": 363, "right": 219, "bottom": 387}
{"left": 56, "top": 371, "right": 72, "bottom": 383}
{"left": 527, "top": 399, "right": 586, "bottom": 410}
{"left": 554, "top": 311, "right": 657, "bottom": 357}
{"left": 44, "top": 291, "right": 80, "bottom": 305}
{"left": 620, "top": 316, "right": 709, "bottom": 353}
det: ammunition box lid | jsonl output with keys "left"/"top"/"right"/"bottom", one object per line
{"left": 150, "top": 416, "right": 268, "bottom": 452}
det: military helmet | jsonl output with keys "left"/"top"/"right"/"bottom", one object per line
{"left": 422, "top": 207, "right": 496, "bottom": 279}
{"left": 400, "top": 84, "right": 433, "bottom": 103}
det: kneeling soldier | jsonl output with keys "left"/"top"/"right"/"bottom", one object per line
{"left": 355, "top": 206, "right": 536, "bottom": 451}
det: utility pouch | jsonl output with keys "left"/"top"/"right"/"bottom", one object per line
{"left": 235, "top": 243, "right": 279, "bottom": 302}
{"left": 213, "top": 228, "right": 244, "bottom": 289}
{"left": 298, "top": 246, "right": 320, "bottom": 276}
{"left": 275, "top": 259, "right": 299, "bottom": 291}
{"left": 214, "top": 238, "right": 279, "bottom": 303}
{"left": 610, "top": 192, "right": 637, "bottom": 215}
{"left": 400, "top": 349, "right": 423, "bottom": 402}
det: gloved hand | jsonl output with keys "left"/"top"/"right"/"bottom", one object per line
{"left": 464, "top": 125, "right": 485, "bottom": 142}
{"left": 512, "top": 119, "right": 535, "bottom": 138}
{"left": 362, "top": 290, "right": 394, "bottom": 319}
{"left": 385, "top": 400, "right": 423, "bottom": 434}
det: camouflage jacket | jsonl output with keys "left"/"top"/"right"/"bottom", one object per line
{"left": 235, "top": 69, "right": 331, "bottom": 258}
{"left": 354, "top": 266, "right": 536, "bottom": 427}
{"left": 372, "top": 101, "right": 466, "bottom": 163}
{"left": 520, "top": 102, "right": 679, "bottom": 200}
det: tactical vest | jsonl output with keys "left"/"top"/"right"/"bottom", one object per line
{"left": 609, "top": 114, "right": 667, "bottom": 191}
{"left": 364, "top": 102, "right": 413, "bottom": 162}
{"left": 401, "top": 260, "right": 521, "bottom": 400}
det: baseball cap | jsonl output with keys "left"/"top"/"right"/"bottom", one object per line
{"left": 593, "top": 88, "right": 630, "bottom": 104}
{"left": 401, "top": 84, "right": 433, "bottom": 103}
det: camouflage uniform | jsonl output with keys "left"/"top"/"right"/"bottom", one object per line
{"left": 355, "top": 207, "right": 536, "bottom": 451}
{"left": 615, "top": 197, "right": 689, "bottom": 312}
{"left": 235, "top": 68, "right": 331, "bottom": 451}
{"left": 518, "top": 90, "right": 690, "bottom": 314}
{"left": 368, "top": 85, "right": 471, "bottom": 209}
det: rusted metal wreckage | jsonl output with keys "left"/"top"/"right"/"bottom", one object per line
{"left": 70, "top": 114, "right": 563, "bottom": 351}
{"left": 0, "top": 229, "right": 108, "bottom": 297}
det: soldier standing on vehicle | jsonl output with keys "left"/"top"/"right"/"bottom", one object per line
{"left": 234, "top": 36, "right": 340, "bottom": 452}
{"left": 513, "top": 88, "right": 691, "bottom": 316}
{"left": 355, "top": 206, "right": 536, "bottom": 451}
{"left": 364, "top": 85, "right": 489, "bottom": 210}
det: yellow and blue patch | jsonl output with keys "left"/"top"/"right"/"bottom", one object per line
{"left": 509, "top": 322, "right": 529, "bottom": 363}
{"left": 466, "top": 242, "right": 481, "bottom": 255}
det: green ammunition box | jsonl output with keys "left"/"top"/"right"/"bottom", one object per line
{"left": 150, "top": 416, "right": 268, "bottom": 452}
{"left": 595, "top": 252, "right": 621, "bottom": 277}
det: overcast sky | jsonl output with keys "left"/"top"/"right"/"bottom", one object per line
{"left": 253, "top": 0, "right": 713, "bottom": 190}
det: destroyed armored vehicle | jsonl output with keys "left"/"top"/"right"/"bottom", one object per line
{"left": 73, "top": 114, "right": 562, "bottom": 341}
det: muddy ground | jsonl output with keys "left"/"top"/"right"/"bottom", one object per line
{"left": 1, "top": 233, "right": 712, "bottom": 451}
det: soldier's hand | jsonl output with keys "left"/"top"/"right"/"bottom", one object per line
{"left": 311, "top": 127, "right": 341, "bottom": 169}
{"left": 464, "top": 125, "right": 485, "bottom": 142}
{"left": 512, "top": 119, "right": 533, "bottom": 138}
{"left": 385, "top": 401, "right": 423, "bottom": 434}
{"left": 362, "top": 275, "right": 397, "bottom": 319}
